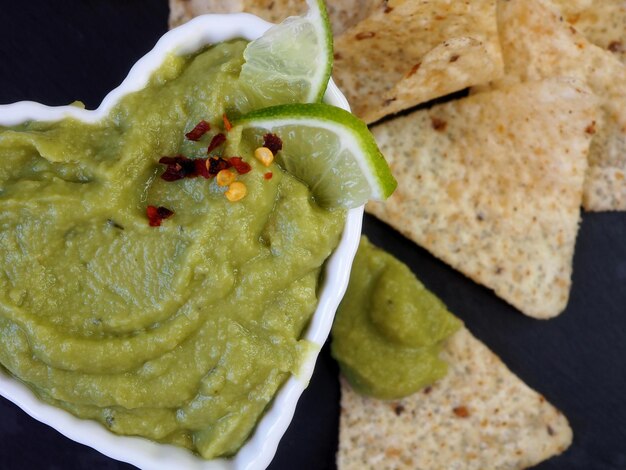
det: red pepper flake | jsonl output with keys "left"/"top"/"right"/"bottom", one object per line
{"left": 263, "top": 133, "right": 283, "bottom": 155}
{"left": 228, "top": 156, "right": 252, "bottom": 174}
{"left": 159, "top": 155, "right": 199, "bottom": 181}
{"left": 207, "top": 133, "right": 227, "bottom": 154}
{"left": 195, "top": 158, "right": 210, "bottom": 178}
{"left": 585, "top": 121, "right": 597, "bottom": 135}
{"left": 264, "top": 172, "right": 273, "bottom": 180}
{"left": 206, "top": 156, "right": 231, "bottom": 177}
{"left": 185, "top": 120, "right": 211, "bottom": 141}
{"left": 222, "top": 113, "right": 233, "bottom": 132}
{"left": 453, "top": 406, "right": 470, "bottom": 418}
{"left": 146, "top": 205, "right": 174, "bottom": 227}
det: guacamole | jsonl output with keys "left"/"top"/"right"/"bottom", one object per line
{"left": 331, "top": 237, "right": 461, "bottom": 400}
{"left": 0, "top": 40, "right": 345, "bottom": 458}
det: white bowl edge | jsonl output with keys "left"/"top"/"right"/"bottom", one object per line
{"left": 0, "top": 12, "right": 363, "bottom": 470}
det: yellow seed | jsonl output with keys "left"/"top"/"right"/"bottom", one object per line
{"left": 216, "top": 169, "right": 236, "bottom": 187}
{"left": 225, "top": 181, "right": 247, "bottom": 202}
{"left": 254, "top": 147, "right": 274, "bottom": 167}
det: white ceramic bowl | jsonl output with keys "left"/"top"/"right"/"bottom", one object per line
{"left": 0, "top": 13, "right": 363, "bottom": 470}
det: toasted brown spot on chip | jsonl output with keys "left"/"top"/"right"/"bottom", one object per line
{"left": 430, "top": 116, "right": 447, "bottom": 131}
{"left": 355, "top": 31, "right": 375, "bottom": 40}
{"left": 407, "top": 62, "right": 421, "bottom": 77}
{"left": 453, "top": 405, "right": 470, "bottom": 418}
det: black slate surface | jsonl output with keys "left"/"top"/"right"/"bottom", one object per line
{"left": 0, "top": 1, "right": 625, "bottom": 469}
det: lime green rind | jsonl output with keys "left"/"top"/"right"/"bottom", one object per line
{"left": 235, "top": 103, "right": 398, "bottom": 203}
{"left": 307, "top": 0, "right": 334, "bottom": 103}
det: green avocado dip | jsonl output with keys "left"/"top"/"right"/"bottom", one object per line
{"left": 0, "top": 39, "right": 345, "bottom": 458}
{"left": 331, "top": 236, "right": 461, "bottom": 400}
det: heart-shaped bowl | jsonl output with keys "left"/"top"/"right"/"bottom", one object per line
{"left": 0, "top": 12, "right": 362, "bottom": 470}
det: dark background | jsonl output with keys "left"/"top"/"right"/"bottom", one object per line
{"left": 0, "top": 1, "right": 625, "bottom": 469}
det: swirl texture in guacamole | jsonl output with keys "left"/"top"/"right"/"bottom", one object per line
{"left": 331, "top": 236, "right": 461, "bottom": 400}
{"left": 0, "top": 40, "right": 345, "bottom": 458}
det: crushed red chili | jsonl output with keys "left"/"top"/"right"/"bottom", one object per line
{"left": 185, "top": 120, "right": 211, "bottom": 141}
{"left": 207, "top": 133, "right": 226, "bottom": 154}
{"left": 263, "top": 133, "right": 283, "bottom": 155}
{"left": 159, "top": 116, "right": 252, "bottom": 186}
{"left": 222, "top": 114, "right": 233, "bottom": 132}
{"left": 147, "top": 205, "right": 174, "bottom": 227}
{"left": 206, "top": 157, "right": 231, "bottom": 177}
{"left": 229, "top": 157, "right": 252, "bottom": 174}
{"left": 264, "top": 172, "right": 273, "bottom": 180}
{"left": 195, "top": 158, "right": 210, "bottom": 178}
{"left": 159, "top": 155, "right": 201, "bottom": 181}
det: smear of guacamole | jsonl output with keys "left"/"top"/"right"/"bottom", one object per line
{"left": 331, "top": 236, "right": 461, "bottom": 400}
{"left": 0, "top": 40, "right": 345, "bottom": 458}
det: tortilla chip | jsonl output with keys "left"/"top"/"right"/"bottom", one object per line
{"left": 338, "top": 327, "right": 572, "bottom": 469}
{"left": 474, "top": 0, "right": 626, "bottom": 211}
{"left": 168, "top": 0, "right": 303, "bottom": 29}
{"left": 367, "top": 78, "right": 596, "bottom": 318}
{"left": 552, "top": 0, "right": 626, "bottom": 66}
{"left": 332, "top": 0, "right": 503, "bottom": 124}
{"left": 168, "top": 0, "right": 382, "bottom": 35}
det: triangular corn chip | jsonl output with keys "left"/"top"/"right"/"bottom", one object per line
{"left": 474, "top": 0, "right": 626, "bottom": 211}
{"left": 168, "top": 0, "right": 381, "bottom": 35}
{"left": 367, "top": 79, "right": 596, "bottom": 318}
{"left": 552, "top": 0, "right": 626, "bottom": 66}
{"left": 332, "top": 0, "right": 503, "bottom": 124}
{"left": 338, "top": 327, "right": 572, "bottom": 469}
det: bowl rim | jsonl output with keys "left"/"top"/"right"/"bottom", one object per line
{"left": 0, "top": 12, "right": 363, "bottom": 470}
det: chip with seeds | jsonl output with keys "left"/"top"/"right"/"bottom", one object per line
{"left": 332, "top": 0, "right": 503, "bottom": 124}
{"left": 367, "top": 78, "right": 597, "bottom": 318}
{"left": 473, "top": 0, "right": 626, "bottom": 211}
{"left": 552, "top": 0, "right": 626, "bottom": 66}
{"left": 338, "top": 327, "right": 572, "bottom": 469}
{"left": 168, "top": 0, "right": 382, "bottom": 35}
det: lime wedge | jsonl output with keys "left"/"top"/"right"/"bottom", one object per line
{"left": 237, "top": 0, "right": 333, "bottom": 112}
{"left": 235, "top": 103, "right": 397, "bottom": 208}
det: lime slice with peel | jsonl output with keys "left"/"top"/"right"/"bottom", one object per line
{"left": 237, "top": 0, "right": 333, "bottom": 112}
{"left": 235, "top": 103, "right": 397, "bottom": 208}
